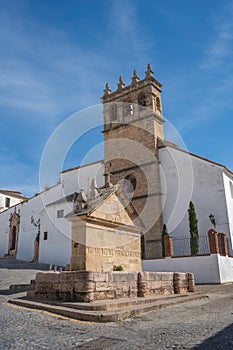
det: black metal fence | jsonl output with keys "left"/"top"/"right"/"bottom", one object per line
{"left": 144, "top": 235, "right": 211, "bottom": 259}
{"left": 145, "top": 240, "right": 163, "bottom": 259}
{"left": 144, "top": 235, "right": 233, "bottom": 259}
{"left": 172, "top": 236, "right": 210, "bottom": 257}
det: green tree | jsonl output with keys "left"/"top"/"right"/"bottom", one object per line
{"left": 161, "top": 224, "right": 168, "bottom": 257}
{"left": 188, "top": 201, "right": 199, "bottom": 255}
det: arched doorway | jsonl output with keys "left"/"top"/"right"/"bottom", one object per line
{"left": 11, "top": 226, "right": 17, "bottom": 250}
{"left": 8, "top": 210, "right": 20, "bottom": 257}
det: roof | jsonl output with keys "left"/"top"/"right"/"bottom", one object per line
{"left": 0, "top": 189, "right": 29, "bottom": 200}
{"left": 76, "top": 186, "right": 118, "bottom": 216}
{"left": 65, "top": 184, "right": 144, "bottom": 230}
{"left": 46, "top": 192, "right": 78, "bottom": 207}
{"left": 158, "top": 138, "right": 233, "bottom": 177}
{"left": 61, "top": 160, "right": 104, "bottom": 174}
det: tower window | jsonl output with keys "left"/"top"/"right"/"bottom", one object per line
{"left": 156, "top": 97, "right": 161, "bottom": 111}
{"left": 110, "top": 104, "right": 117, "bottom": 121}
{"left": 43, "top": 232, "right": 48, "bottom": 240}
{"left": 5, "top": 197, "right": 10, "bottom": 208}
{"left": 138, "top": 93, "right": 147, "bottom": 107}
{"left": 124, "top": 98, "right": 133, "bottom": 117}
{"left": 124, "top": 175, "right": 137, "bottom": 193}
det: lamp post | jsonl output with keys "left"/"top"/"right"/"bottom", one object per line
{"left": 209, "top": 214, "right": 216, "bottom": 228}
{"left": 31, "top": 215, "right": 40, "bottom": 242}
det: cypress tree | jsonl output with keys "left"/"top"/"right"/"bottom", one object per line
{"left": 161, "top": 224, "right": 168, "bottom": 257}
{"left": 188, "top": 201, "right": 199, "bottom": 255}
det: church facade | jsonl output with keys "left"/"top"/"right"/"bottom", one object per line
{"left": 0, "top": 65, "right": 233, "bottom": 283}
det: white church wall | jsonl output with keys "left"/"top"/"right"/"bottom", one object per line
{"left": 16, "top": 195, "right": 43, "bottom": 261}
{"left": 37, "top": 162, "right": 104, "bottom": 265}
{"left": 0, "top": 183, "right": 64, "bottom": 261}
{"left": 159, "top": 147, "right": 230, "bottom": 242}
{"left": 61, "top": 161, "right": 104, "bottom": 196}
{"left": 142, "top": 255, "right": 221, "bottom": 284}
{"left": 217, "top": 255, "right": 233, "bottom": 283}
{"left": 0, "top": 161, "right": 104, "bottom": 263}
{"left": 17, "top": 183, "right": 66, "bottom": 262}
{"left": 0, "top": 206, "right": 15, "bottom": 256}
{"left": 222, "top": 173, "right": 233, "bottom": 250}
{"left": 39, "top": 201, "right": 72, "bottom": 267}
{"left": 40, "top": 183, "right": 63, "bottom": 207}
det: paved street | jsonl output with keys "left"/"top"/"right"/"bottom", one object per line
{"left": 1, "top": 258, "right": 233, "bottom": 349}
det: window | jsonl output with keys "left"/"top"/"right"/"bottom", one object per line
{"left": 124, "top": 98, "right": 133, "bottom": 117}
{"left": 138, "top": 93, "right": 147, "bottom": 107}
{"left": 43, "top": 232, "right": 48, "bottom": 240}
{"left": 57, "top": 209, "right": 64, "bottom": 218}
{"left": 156, "top": 96, "right": 161, "bottom": 111}
{"left": 110, "top": 104, "right": 117, "bottom": 121}
{"left": 123, "top": 175, "right": 137, "bottom": 193}
{"left": 5, "top": 197, "right": 10, "bottom": 208}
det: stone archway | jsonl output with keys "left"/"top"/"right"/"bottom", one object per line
{"left": 8, "top": 209, "right": 20, "bottom": 257}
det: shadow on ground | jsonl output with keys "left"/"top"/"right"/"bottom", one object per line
{"left": 0, "top": 288, "right": 30, "bottom": 296}
{"left": 0, "top": 258, "right": 50, "bottom": 271}
{"left": 193, "top": 323, "right": 233, "bottom": 349}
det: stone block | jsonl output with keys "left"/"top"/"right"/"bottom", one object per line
{"left": 36, "top": 272, "right": 60, "bottom": 283}
{"left": 187, "top": 273, "right": 195, "bottom": 292}
{"left": 74, "top": 281, "right": 95, "bottom": 293}
{"left": 92, "top": 272, "right": 110, "bottom": 283}
{"left": 112, "top": 272, "right": 138, "bottom": 283}
{"left": 73, "top": 292, "right": 94, "bottom": 302}
{"left": 93, "top": 290, "right": 116, "bottom": 301}
{"left": 95, "top": 282, "right": 114, "bottom": 292}
{"left": 173, "top": 272, "right": 189, "bottom": 294}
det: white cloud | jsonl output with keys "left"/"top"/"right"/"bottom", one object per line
{"left": 0, "top": 10, "right": 111, "bottom": 122}
{"left": 201, "top": 2, "right": 233, "bottom": 68}
{"left": 0, "top": 150, "right": 39, "bottom": 196}
{"left": 166, "top": 2, "right": 233, "bottom": 134}
{"left": 106, "top": 0, "right": 155, "bottom": 68}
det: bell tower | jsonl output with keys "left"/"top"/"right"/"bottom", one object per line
{"left": 102, "top": 64, "right": 164, "bottom": 258}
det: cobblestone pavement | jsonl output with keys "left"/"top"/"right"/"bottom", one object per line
{"left": 1, "top": 258, "right": 233, "bottom": 349}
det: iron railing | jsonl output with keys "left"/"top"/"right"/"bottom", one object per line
{"left": 145, "top": 240, "right": 163, "bottom": 259}
{"left": 172, "top": 236, "right": 210, "bottom": 257}
{"left": 143, "top": 235, "right": 231, "bottom": 259}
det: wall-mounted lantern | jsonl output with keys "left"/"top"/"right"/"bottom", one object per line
{"left": 209, "top": 214, "right": 216, "bottom": 227}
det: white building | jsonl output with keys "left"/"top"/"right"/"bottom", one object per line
{"left": 143, "top": 143, "right": 233, "bottom": 284}
{"left": 0, "top": 161, "right": 104, "bottom": 266}
{"left": 0, "top": 189, "right": 28, "bottom": 212}
{"left": 159, "top": 143, "right": 233, "bottom": 251}
{"left": 0, "top": 65, "right": 233, "bottom": 283}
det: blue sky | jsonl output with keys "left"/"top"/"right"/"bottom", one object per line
{"left": 0, "top": 0, "right": 233, "bottom": 196}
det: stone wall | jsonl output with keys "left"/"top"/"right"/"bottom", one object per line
{"left": 138, "top": 272, "right": 174, "bottom": 297}
{"left": 70, "top": 220, "right": 142, "bottom": 272}
{"left": 104, "top": 122, "right": 164, "bottom": 245}
{"left": 34, "top": 271, "right": 195, "bottom": 302}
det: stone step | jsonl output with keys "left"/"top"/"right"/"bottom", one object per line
{"left": 36, "top": 293, "right": 199, "bottom": 311}
{"left": 10, "top": 280, "right": 35, "bottom": 291}
{"left": 8, "top": 293, "right": 208, "bottom": 322}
